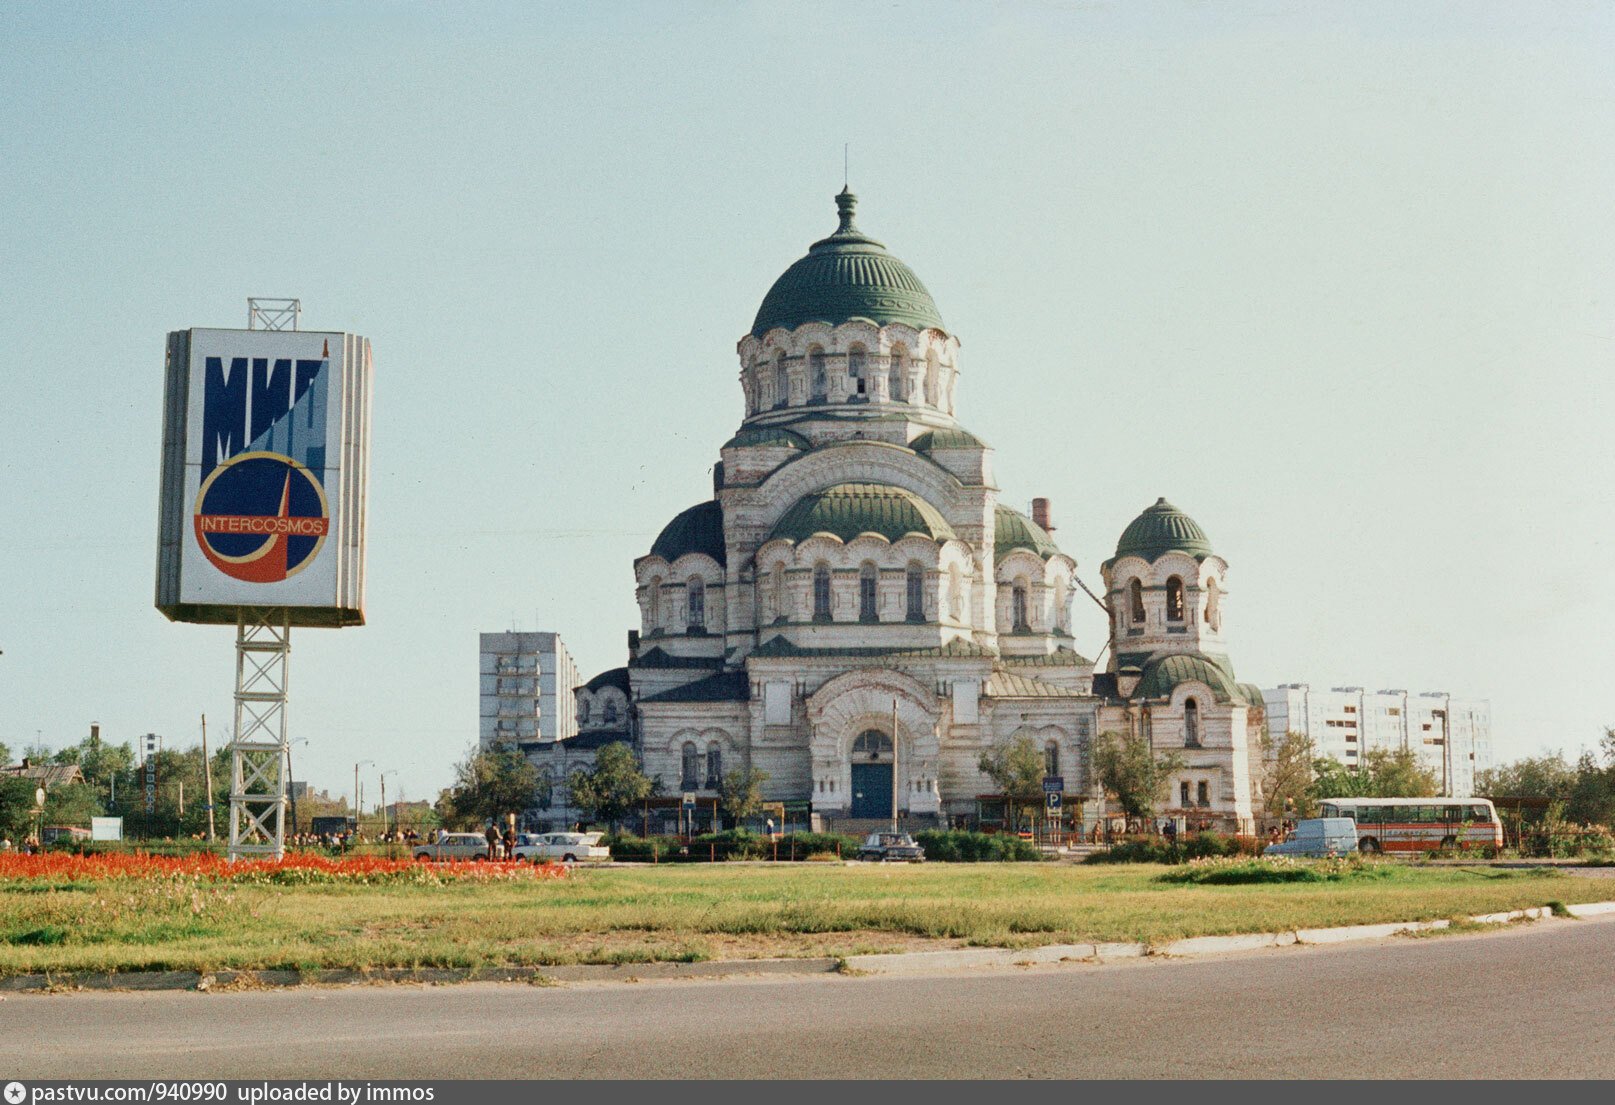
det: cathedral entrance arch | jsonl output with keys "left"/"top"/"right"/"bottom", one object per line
{"left": 806, "top": 671, "right": 943, "bottom": 818}
{"left": 849, "top": 729, "right": 893, "bottom": 819}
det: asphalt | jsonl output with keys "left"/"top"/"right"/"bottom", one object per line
{"left": 4, "top": 913, "right": 1614, "bottom": 1079}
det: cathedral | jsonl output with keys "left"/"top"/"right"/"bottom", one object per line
{"left": 565, "top": 190, "right": 1267, "bottom": 832}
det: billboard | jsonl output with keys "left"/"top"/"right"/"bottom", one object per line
{"left": 156, "top": 328, "right": 371, "bottom": 626}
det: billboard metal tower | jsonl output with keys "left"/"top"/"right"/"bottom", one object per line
{"left": 156, "top": 299, "right": 372, "bottom": 860}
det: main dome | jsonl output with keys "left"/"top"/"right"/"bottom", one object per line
{"left": 750, "top": 190, "right": 945, "bottom": 338}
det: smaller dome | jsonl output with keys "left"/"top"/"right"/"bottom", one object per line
{"left": 1114, "top": 498, "right": 1214, "bottom": 563}
{"left": 994, "top": 505, "right": 1063, "bottom": 561}
{"left": 770, "top": 483, "right": 955, "bottom": 545}
{"left": 722, "top": 426, "right": 810, "bottom": 451}
{"left": 649, "top": 501, "right": 726, "bottom": 566}
{"left": 910, "top": 428, "right": 985, "bottom": 452}
{"left": 1132, "top": 652, "right": 1249, "bottom": 704}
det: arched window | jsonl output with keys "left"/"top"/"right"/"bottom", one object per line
{"left": 577, "top": 696, "right": 590, "bottom": 725}
{"left": 852, "top": 729, "right": 892, "bottom": 759}
{"left": 889, "top": 347, "right": 907, "bottom": 401}
{"left": 1205, "top": 577, "right": 1222, "bottom": 631}
{"left": 925, "top": 350, "right": 940, "bottom": 406}
{"left": 774, "top": 353, "right": 789, "bottom": 407}
{"left": 680, "top": 742, "right": 699, "bottom": 790}
{"left": 1184, "top": 698, "right": 1200, "bottom": 747}
{"left": 1166, "top": 576, "right": 1185, "bottom": 621}
{"left": 648, "top": 576, "right": 662, "bottom": 628}
{"left": 770, "top": 563, "right": 785, "bottom": 622}
{"left": 948, "top": 564, "right": 964, "bottom": 620}
{"left": 705, "top": 742, "right": 722, "bottom": 788}
{"left": 809, "top": 347, "right": 827, "bottom": 400}
{"left": 813, "top": 562, "right": 832, "bottom": 620}
{"left": 686, "top": 576, "right": 705, "bottom": 631}
{"left": 602, "top": 697, "right": 619, "bottom": 725}
{"left": 536, "top": 767, "right": 553, "bottom": 809}
{"left": 1044, "top": 740, "right": 1060, "bottom": 778}
{"left": 859, "top": 561, "right": 878, "bottom": 621}
{"left": 1129, "top": 578, "right": 1144, "bottom": 623}
{"left": 848, "top": 346, "right": 866, "bottom": 397}
{"left": 905, "top": 562, "right": 925, "bottom": 621}
{"left": 1012, "top": 580, "right": 1030, "bottom": 631}
{"left": 1054, "top": 579, "right": 1068, "bottom": 632}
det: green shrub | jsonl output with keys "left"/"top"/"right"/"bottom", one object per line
{"left": 913, "top": 830, "right": 1043, "bottom": 862}
{"left": 1157, "top": 856, "right": 1410, "bottom": 885}
{"left": 1086, "top": 833, "right": 1261, "bottom": 864}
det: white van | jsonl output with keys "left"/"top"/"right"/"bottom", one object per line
{"left": 1264, "top": 817, "right": 1359, "bottom": 857}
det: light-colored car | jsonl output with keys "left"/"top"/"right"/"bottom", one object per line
{"left": 858, "top": 832, "right": 926, "bottom": 862}
{"left": 1264, "top": 817, "right": 1359, "bottom": 858}
{"left": 412, "top": 832, "right": 493, "bottom": 862}
{"left": 512, "top": 831, "right": 612, "bottom": 864}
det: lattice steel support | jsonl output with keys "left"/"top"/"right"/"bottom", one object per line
{"left": 229, "top": 607, "right": 291, "bottom": 860}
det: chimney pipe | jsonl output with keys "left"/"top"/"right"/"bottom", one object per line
{"left": 1031, "top": 498, "right": 1054, "bottom": 532}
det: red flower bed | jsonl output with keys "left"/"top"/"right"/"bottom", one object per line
{"left": 0, "top": 851, "right": 567, "bottom": 882}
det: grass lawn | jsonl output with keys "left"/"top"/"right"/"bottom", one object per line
{"left": 1, "top": 862, "right": 1608, "bottom": 975}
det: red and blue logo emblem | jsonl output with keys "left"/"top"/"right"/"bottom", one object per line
{"left": 193, "top": 451, "right": 330, "bottom": 583}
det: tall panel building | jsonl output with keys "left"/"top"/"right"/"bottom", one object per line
{"left": 1262, "top": 684, "right": 1493, "bottom": 797}
{"left": 478, "top": 632, "right": 580, "bottom": 749}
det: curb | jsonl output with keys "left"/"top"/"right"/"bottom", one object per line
{"left": 3, "top": 901, "right": 1611, "bottom": 993}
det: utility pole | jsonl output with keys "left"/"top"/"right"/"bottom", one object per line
{"left": 891, "top": 698, "right": 900, "bottom": 834}
{"left": 201, "top": 714, "right": 216, "bottom": 843}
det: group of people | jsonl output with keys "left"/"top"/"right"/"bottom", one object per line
{"left": 0, "top": 837, "right": 41, "bottom": 854}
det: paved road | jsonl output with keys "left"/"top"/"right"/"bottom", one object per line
{"left": 6, "top": 915, "right": 1614, "bottom": 1079}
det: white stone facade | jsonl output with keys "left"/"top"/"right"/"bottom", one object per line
{"left": 1262, "top": 684, "right": 1493, "bottom": 798}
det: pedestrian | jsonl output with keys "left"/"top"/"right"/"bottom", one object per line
{"left": 502, "top": 824, "right": 515, "bottom": 861}
{"left": 485, "top": 822, "right": 499, "bottom": 860}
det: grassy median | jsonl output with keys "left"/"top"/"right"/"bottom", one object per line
{"left": 1, "top": 861, "right": 1607, "bottom": 974}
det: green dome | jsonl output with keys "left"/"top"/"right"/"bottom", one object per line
{"left": 751, "top": 190, "right": 945, "bottom": 338}
{"left": 1114, "top": 498, "right": 1214, "bottom": 562}
{"left": 994, "top": 505, "right": 1063, "bottom": 561}
{"left": 770, "top": 483, "right": 955, "bottom": 545}
{"left": 649, "top": 501, "right": 726, "bottom": 566}
{"left": 722, "top": 426, "right": 810, "bottom": 450}
{"left": 1131, "top": 651, "right": 1259, "bottom": 706}
{"left": 910, "top": 428, "right": 985, "bottom": 452}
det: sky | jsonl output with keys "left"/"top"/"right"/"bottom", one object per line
{"left": 2, "top": 1, "right": 1613, "bottom": 809}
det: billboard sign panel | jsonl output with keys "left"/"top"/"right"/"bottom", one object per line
{"left": 157, "top": 328, "right": 371, "bottom": 626}
{"left": 91, "top": 817, "right": 124, "bottom": 842}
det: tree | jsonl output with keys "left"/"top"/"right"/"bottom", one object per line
{"left": 567, "top": 742, "right": 655, "bottom": 830}
{"left": 0, "top": 777, "right": 42, "bottom": 841}
{"left": 977, "top": 735, "right": 1046, "bottom": 803}
{"left": 0, "top": 742, "right": 10, "bottom": 767}
{"left": 718, "top": 765, "right": 770, "bottom": 824}
{"left": 1261, "top": 730, "right": 1316, "bottom": 819}
{"left": 435, "top": 745, "right": 540, "bottom": 830}
{"left": 1310, "top": 748, "right": 1438, "bottom": 804}
{"left": 1093, "top": 730, "right": 1186, "bottom": 821}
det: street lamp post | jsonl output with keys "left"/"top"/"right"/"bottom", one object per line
{"left": 380, "top": 770, "right": 398, "bottom": 838}
{"left": 285, "top": 738, "right": 309, "bottom": 837}
{"left": 354, "top": 760, "right": 373, "bottom": 836}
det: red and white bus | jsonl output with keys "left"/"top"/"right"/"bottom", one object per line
{"left": 1317, "top": 798, "right": 1503, "bottom": 854}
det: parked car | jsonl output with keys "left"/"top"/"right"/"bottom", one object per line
{"left": 858, "top": 832, "right": 926, "bottom": 862}
{"left": 412, "top": 832, "right": 492, "bottom": 862}
{"left": 1264, "top": 818, "right": 1360, "bottom": 858}
{"left": 512, "top": 832, "right": 612, "bottom": 864}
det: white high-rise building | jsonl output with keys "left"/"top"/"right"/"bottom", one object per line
{"left": 478, "top": 632, "right": 581, "bottom": 749}
{"left": 1262, "top": 684, "right": 1493, "bottom": 797}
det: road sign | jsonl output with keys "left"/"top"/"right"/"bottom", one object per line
{"left": 1042, "top": 776, "right": 1064, "bottom": 792}
{"left": 1046, "top": 791, "right": 1062, "bottom": 811}
{"left": 682, "top": 792, "right": 696, "bottom": 809}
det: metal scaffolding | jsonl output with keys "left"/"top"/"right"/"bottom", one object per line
{"left": 247, "top": 297, "right": 301, "bottom": 331}
{"left": 229, "top": 607, "right": 291, "bottom": 860}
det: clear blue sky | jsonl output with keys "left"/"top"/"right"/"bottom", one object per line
{"left": 3, "top": 1, "right": 1612, "bottom": 807}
